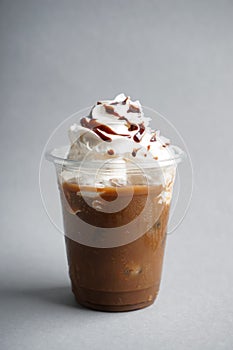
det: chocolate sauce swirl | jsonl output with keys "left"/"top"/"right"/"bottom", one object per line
{"left": 68, "top": 94, "right": 175, "bottom": 162}
{"left": 133, "top": 123, "right": 145, "bottom": 143}
{"left": 80, "top": 117, "right": 130, "bottom": 142}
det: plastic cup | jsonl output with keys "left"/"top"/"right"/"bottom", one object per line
{"left": 46, "top": 147, "right": 183, "bottom": 311}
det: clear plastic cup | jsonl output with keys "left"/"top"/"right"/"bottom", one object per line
{"left": 46, "top": 147, "right": 183, "bottom": 311}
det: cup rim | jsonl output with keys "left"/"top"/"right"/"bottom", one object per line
{"left": 45, "top": 145, "right": 185, "bottom": 171}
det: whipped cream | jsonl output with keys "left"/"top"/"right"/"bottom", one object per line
{"left": 68, "top": 93, "right": 177, "bottom": 162}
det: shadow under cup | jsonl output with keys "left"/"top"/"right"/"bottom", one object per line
{"left": 47, "top": 149, "right": 181, "bottom": 312}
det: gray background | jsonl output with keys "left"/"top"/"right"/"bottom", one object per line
{"left": 0, "top": 0, "right": 232, "bottom": 349}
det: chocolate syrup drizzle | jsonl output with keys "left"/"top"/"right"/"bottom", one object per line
{"left": 81, "top": 98, "right": 151, "bottom": 152}
{"left": 127, "top": 104, "right": 140, "bottom": 113}
{"left": 104, "top": 104, "right": 121, "bottom": 117}
{"left": 133, "top": 123, "right": 145, "bottom": 143}
{"left": 150, "top": 133, "right": 157, "bottom": 142}
{"left": 132, "top": 148, "right": 140, "bottom": 157}
{"left": 80, "top": 117, "right": 130, "bottom": 142}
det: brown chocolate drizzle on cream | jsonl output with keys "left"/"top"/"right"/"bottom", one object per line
{"left": 122, "top": 96, "right": 130, "bottom": 105}
{"left": 118, "top": 116, "right": 128, "bottom": 122}
{"left": 104, "top": 104, "right": 120, "bottom": 117}
{"left": 133, "top": 123, "right": 145, "bottom": 143}
{"left": 68, "top": 94, "right": 177, "bottom": 163}
{"left": 80, "top": 117, "right": 130, "bottom": 142}
{"left": 128, "top": 123, "right": 138, "bottom": 132}
{"left": 127, "top": 104, "right": 140, "bottom": 113}
{"left": 87, "top": 96, "right": 145, "bottom": 144}
{"left": 107, "top": 149, "right": 115, "bottom": 155}
{"left": 150, "top": 133, "right": 157, "bottom": 142}
{"left": 118, "top": 116, "right": 138, "bottom": 132}
{"left": 132, "top": 148, "right": 140, "bottom": 157}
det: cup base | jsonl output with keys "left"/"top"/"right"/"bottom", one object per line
{"left": 75, "top": 298, "right": 156, "bottom": 312}
{"left": 71, "top": 286, "right": 158, "bottom": 312}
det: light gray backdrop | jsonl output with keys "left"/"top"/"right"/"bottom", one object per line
{"left": 0, "top": 1, "right": 232, "bottom": 349}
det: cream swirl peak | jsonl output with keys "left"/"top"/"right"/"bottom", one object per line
{"left": 68, "top": 93, "right": 177, "bottom": 162}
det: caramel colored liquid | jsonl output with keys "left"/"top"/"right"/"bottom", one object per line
{"left": 60, "top": 182, "right": 170, "bottom": 311}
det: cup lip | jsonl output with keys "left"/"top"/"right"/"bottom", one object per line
{"left": 45, "top": 145, "right": 185, "bottom": 171}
